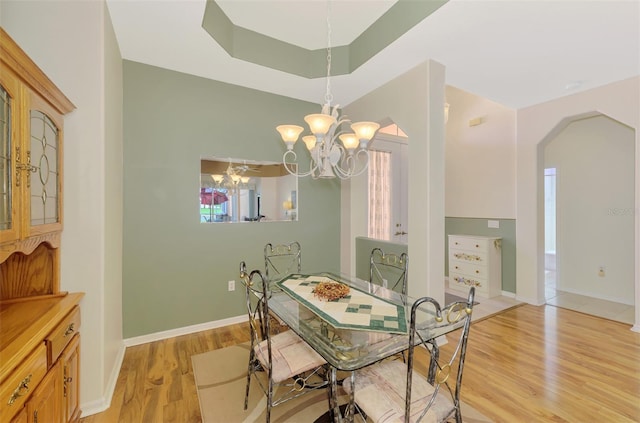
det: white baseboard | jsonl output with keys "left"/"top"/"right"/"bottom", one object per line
{"left": 80, "top": 342, "right": 125, "bottom": 416}
{"left": 123, "top": 314, "right": 247, "bottom": 347}
{"left": 80, "top": 314, "right": 247, "bottom": 417}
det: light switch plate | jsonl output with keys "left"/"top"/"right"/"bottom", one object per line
{"left": 488, "top": 220, "right": 500, "bottom": 228}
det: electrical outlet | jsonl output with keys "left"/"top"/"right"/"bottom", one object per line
{"left": 598, "top": 266, "right": 605, "bottom": 277}
{"left": 228, "top": 280, "right": 235, "bottom": 291}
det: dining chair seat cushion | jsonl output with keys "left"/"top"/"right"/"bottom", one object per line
{"left": 343, "top": 360, "right": 454, "bottom": 423}
{"left": 254, "top": 330, "right": 326, "bottom": 384}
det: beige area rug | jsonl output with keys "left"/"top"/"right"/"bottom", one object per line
{"left": 192, "top": 343, "right": 493, "bottom": 422}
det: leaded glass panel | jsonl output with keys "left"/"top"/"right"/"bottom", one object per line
{"left": 30, "top": 110, "right": 59, "bottom": 226}
{"left": 0, "top": 85, "right": 11, "bottom": 230}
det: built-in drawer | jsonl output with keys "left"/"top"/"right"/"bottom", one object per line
{"left": 449, "top": 236, "right": 489, "bottom": 252}
{"left": 449, "top": 261, "right": 489, "bottom": 279}
{"left": 45, "top": 306, "right": 81, "bottom": 367}
{"left": 449, "top": 249, "right": 488, "bottom": 265}
{"left": 449, "top": 272, "right": 486, "bottom": 294}
{"left": 0, "top": 343, "right": 47, "bottom": 423}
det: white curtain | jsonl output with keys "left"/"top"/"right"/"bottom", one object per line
{"left": 368, "top": 150, "right": 391, "bottom": 240}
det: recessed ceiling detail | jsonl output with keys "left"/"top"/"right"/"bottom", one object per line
{"left": 202, "top": 0, "right": 449, "bottom": 79}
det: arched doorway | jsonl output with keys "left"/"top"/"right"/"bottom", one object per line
{"left": 539, "top": 113, "right": 635, "bottom": 323}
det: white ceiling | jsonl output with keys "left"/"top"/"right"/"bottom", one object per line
{"left": 107, "top": 0, "right": 640, "bottom": 109}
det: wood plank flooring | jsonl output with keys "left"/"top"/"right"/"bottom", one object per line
{"left": 80, "top": 305, "right": 640, "bottom": 422}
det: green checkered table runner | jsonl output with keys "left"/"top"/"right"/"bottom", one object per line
{"left": 276, "top": 274, "right": 408, "bottom": 334}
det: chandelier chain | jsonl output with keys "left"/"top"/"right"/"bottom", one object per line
{"left": 324, "top": 1, "right": 333, "bottom": 106}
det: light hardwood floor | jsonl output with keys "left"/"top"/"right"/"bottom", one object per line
{"left": 80, "top": 305, "right": 640, "bottom": 422}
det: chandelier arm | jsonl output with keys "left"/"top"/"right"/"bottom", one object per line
{"left": 283, "top": 150, "right": 319, "bottom": 178}
{"left": 332, "top": 148, "right": 370, "bottom": 179}
{"left": 330, "top": 144, "right": 355, "bottom": 179}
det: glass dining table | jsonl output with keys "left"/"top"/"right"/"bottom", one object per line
{"left": 267, "top": 272, "right": 461, "bottom": 423}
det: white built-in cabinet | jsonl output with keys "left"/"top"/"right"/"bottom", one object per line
{"left": 448, "top": 234, "right": 502, "bottom": 298}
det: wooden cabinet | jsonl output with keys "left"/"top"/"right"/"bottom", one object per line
{"left": 0, "top": 27, "right": 73, "bottom": 286}
{"left": 0, "top": 295, "right": 83, "bottom": 423}
{"left": 9, "top": 407, "right": 26, "bottom": 423}
{"left": 0, "top": 73, "right": 65, "bottom": 245}
{"left": 60, "top": 334, "right": 81, "bottom": 423}
{"left": 0, "top": 28, "right": 82, "bottom": 423}
{"left": 448, "top": 234, "right": 502, "bottom": 298}
{"left": 26, "top": 360, "right": 62, "bottom": 423}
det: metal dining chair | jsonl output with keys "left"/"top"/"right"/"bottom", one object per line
{"left": 343, "top": 287, "right": 476, "bottom": 423}
{"left": 370, "top": 247, "right": 409, "bottom": 296}
{"left": 239, "top": 261, "right": 328, "bottom": 423}
{"left": 264, "top": 241, "right": 302, "bottom": 281}
{"left": 264, "top": 242, "right": 302, "bottom": 333}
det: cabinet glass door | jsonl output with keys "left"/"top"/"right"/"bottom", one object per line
{"left": 29, "top": 110, "right": 59, "bottom": 227}
{"left": 0, "top": 85, "right": 12, "bottom": 232}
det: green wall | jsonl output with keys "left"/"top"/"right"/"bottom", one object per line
{"left": 445, "top": 217, "right": 516, "bottom": 293}
{"left": 355, "top": 237, "right": 408, "bottom": 281}
{"left": 123, "top": 61, "right": 341, "bottom": 338}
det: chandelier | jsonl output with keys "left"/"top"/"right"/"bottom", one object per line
{"left": 211, "top": 162, "right": 251, "bottom": 189}
{"left": 276, "top": 3, "right": 380, "bottom": 179}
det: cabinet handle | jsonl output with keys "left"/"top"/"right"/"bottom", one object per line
{"left": 8, "top": 374, "right": 32, "bottom": 405}
{"left": 64, "top": 323, "right": 75, "bottom": 337}
{"left": 15, "top": 147, "right": 37, "bottom": 188}
{"left": 64, "top": 375, "right": 73, "bottom": 397}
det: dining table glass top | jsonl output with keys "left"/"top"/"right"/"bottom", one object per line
{"left": 268, "top": 272, "right": 464, "bottom": 371}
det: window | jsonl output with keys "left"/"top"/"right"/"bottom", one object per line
{"left": 368, "top": 150, "right": 391, "bottom": 240}
{"left": 367, "top": 129, "right": 408, "bottom": 242}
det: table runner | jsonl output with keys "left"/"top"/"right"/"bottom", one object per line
{"left": 276, "top": 274, "right": 408, "bottom": 334}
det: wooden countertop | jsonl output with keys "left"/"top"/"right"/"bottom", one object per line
{"left": 0, "top": 292, "right": 84, "bottom": 379}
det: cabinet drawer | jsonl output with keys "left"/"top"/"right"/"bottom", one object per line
{"left": 449, "top": 260, "right": 488, "bottom": 279}
{"left": 0, "top": 343, "right": 47, "bottom": 423}
{"left": 449, "top": 249, "right": 488, "bottom": 265}
{"left": 449, "top": 236, "right": 489, "bottom": 252}
{"left": 46, "top": 306, "right": 81, "bottom": 366}
{"left": 449, "top": 272, "right": 487, "bottom": 294}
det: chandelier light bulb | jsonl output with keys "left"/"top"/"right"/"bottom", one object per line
{"left": 338, "top": 133, "right": 359, "bottom": 151}
{"left": 302, "top": 135, "right": 317, "bottom": 151}
{"left": 276, "top": 125, "right": 304, "bottom": 150}
{"left": 304, "top": 113, "right": 336, "bottom": 136}
{"left": 351, "top": 121, "right": 380, "bottom": 143}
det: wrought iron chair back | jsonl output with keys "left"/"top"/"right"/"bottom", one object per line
{"left": 240, "top": 260, "right": 267, "bottom": 341}
{"left": 369, "top": 247, "right": 409, "bottom": 296}
{"left": 343, "top": 287, "right": 475, "bottom": 423}
{"left": 264, "top": 241, "right": 302, "bottom": 281}
{"left": 239, "top": 261, "right": 328, "bottom": 423}
{"left": 405, "top": 286, "right": 476, "bottom": 423}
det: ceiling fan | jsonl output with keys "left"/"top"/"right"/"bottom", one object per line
{"left": 227, "top": 159, "right": 261, "bottom": 175}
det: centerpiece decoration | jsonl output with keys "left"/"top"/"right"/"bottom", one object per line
{"left": 312, "top": 281, "right": 350, "bottom": 301}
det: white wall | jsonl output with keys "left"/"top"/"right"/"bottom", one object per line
{"left": 343, "top": 60, "right": 446, "bottom": 302}
{"left": 1, "top": 0, "right": 124, "bottom": 412}
{"left": 445, "top": 85, "right": 516, "bottom": 218}
{"left": 102, "top": 2, "right": 125, "bottom": 415}
{"left": 516, "top": 77, "right": 639, "bottom": 331}
{"left": 544, "top": 115, "right": 635, "bottom": 304}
